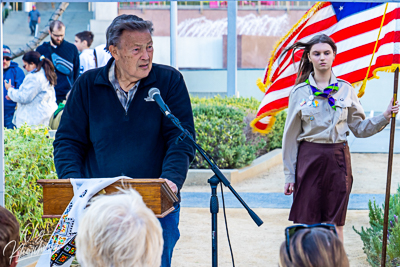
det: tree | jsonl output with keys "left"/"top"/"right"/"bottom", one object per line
{"left": 11, "top": 2, "right": 69, "bottom": 59}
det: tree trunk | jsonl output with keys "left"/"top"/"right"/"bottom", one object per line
{"left": 11, "top": 2, "right": 69, "bottom": 59}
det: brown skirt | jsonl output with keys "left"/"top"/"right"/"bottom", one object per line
{"left": 288, "top": 141, "right": 353, "bottom": 226}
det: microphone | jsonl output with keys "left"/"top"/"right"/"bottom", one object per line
{"left": 148, "top": 88, "right": 171, "bottom": 116}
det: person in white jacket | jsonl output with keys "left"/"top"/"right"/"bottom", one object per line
{"left": 75, "top": 31, "right": 96, "bottom": 74}
{"left": 4, "top": 51, "right": 58, "bottom": 128}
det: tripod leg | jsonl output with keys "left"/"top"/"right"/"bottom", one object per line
{"left": 209, "top": 176, "right": 219, "bottom": 267}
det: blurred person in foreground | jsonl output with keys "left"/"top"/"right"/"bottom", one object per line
{"left": 0, "top": 206, "right": 20, "bottom": 267}
{"left": 3, "top": 45, "right": 25, "bottom": 129}
{"left": 76, "top": 189, "right": 163, "bottom": 267}
{"left": 36, "top": 20, "right": 80, "bottom": 103}
{"left": 279, "top": 223, "right": 349, "bottom": 267}
{"left": 53, "top": 14, "right": 196, "bottom": 267}
{"left": 5, "top": 51, "right": 58, "bottom": 128}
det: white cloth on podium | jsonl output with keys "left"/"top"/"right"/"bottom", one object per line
{"left": 35, "top": 176, "right": 131, "bottom": 267}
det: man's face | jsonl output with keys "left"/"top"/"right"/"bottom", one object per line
{"left": 3, "top": 56, "right": 11, "bottom": 69}
{"left": 49, "top": 27, "right": 65, "bottom": 46}
{"left": 110, "top": 30, "right": 153, "bottom": 81}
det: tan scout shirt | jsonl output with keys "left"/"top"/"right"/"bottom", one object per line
{"left": 282, "top": 72, "right": 389, "bottom": 183}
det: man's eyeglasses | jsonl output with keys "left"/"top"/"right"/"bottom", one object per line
{"left": 3, "top": 57, "right": 11, "bottom": 61}
{"left": 285, "top": 223, "right": 338, "bottom": 261}
{"left": 50, "top": 32, "right": 64, "bottom": 38}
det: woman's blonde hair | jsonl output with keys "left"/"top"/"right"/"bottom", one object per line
{"left": 76, "top": 188, "right": 163, "bottom": 267}
{"left": 279, "top": 228, "right": 349, "bottom": 267}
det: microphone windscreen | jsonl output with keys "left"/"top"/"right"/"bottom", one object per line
{"left": 148, "top": 88, "right": 160, "bottom": 99}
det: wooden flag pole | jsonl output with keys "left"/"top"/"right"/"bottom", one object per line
{"left": 381, "top": 67, "right": 399, "bottom": 267}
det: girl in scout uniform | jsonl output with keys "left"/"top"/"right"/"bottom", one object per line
{"left": 282, "top": 34, "right": 400, "bottom": 241}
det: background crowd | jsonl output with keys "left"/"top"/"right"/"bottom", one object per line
{"left": 2, "top": 19, "right": 111, "bottom": 130}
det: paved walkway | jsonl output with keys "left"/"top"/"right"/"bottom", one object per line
{"left": 348, "top": 112, "right": 400, "bottom": 153}
{"left": 3, "top": 3, "right": 92, "bottom": 67}
{"left": 181, "top": 191, "right": 384, "bottom": 210}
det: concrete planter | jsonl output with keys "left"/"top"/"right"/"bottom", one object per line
{"left": 186, "top": 149, "right": 282, "bottom": 186}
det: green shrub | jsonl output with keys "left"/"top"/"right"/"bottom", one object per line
{"left": 190, "top": 96, "right": 286, "bottom": 169}
{"left": 191, "top": 95, "right": 261, "bottom": 112}
{"left": 191, "top": 104, "right": 266, "bottom": 169}
{"left": 267, "top": 111, "right": 287, "bottom": 151}
{"left": 5, "top": 125, "right": 58, "bottom": 240}
{"left": 354, "top": 188, "right": 400, "bottom": 266}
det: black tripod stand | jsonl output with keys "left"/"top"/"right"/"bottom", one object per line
{"left": 167, "top": 114, "right": 264, "bottom": 266}
{"left": 148, "top": 90, "right": 264, "bottom": 266}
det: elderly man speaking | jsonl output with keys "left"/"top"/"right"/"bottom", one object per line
{"left": 53, "top": 15, "right": 196, "bottom": 267}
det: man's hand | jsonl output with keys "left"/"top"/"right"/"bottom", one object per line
{"left": 4, "top": 79, "right": 12, "bottom": 90}
{"left": 160, "top": 178, "right": 178, "bottom": 194}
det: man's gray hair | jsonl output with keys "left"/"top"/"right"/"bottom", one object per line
{"left": 106, "top": 15, "right": 153, "bottom": 52}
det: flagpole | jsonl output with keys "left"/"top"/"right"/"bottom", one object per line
{"left": 381, "top": 67, "right": 398, "bottom": 267}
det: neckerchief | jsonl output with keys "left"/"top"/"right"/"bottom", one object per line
{"left": 305, "top": 79, "right": 339, "bottom": 110}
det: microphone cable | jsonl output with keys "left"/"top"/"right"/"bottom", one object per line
{"left": 181, "top": 138, "right": 236, "bottom": 266}
{"left": 220, "top": 182, "right": 235, "bottom": 267}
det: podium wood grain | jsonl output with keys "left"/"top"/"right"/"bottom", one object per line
{"left": 37, "top": 179, "right": 178, "bottom": 218}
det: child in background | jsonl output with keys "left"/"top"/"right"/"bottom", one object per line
{"left": 75, "top": 31, "right": 95, "bottom": 74}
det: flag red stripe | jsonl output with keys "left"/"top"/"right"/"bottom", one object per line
{"left": 271, "top": 15, "right": 337, "bottom": 82}
{"left": 334, "top": 31, "right": 400, "bottom": 66}
{"left": 256, "top": 97, "right": 289, "bottom": 117}
{"left": 330, "top": 8, "right": 399, "bottom": 43}
{"left": 338, "top": 54, "right": 396, "bottom": 82}
{"left": 267, "top": 74, "right": 297, "bottom": 94}
{"left": 270, "top": 7, "right": 400, "bottom": 83}
{"left": 272, "top": 29, "right": 400, "bottom": 86}
{"left": 265, "top": 2, "right": 332, "bottom": 83}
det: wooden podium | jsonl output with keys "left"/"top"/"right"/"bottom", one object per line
{"left": 37, "top": 179, "right": 179, "bottom": 218}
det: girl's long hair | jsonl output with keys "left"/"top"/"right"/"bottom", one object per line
{"left": 22, "top": 51, "right": 57, "bottom": 86}
{"left": 282, "top": 34, "right": 337, "bottom": 85}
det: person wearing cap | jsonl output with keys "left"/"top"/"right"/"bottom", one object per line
{"left": 3, "top": 45, "right": 25, "bottom": 129}
{"left": 28, "top": 5, "right": 41, "bottom": 36}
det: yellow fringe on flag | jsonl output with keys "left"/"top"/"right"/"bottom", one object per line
{"left": 357, "top": 3, "right": 389, "bottom": 98}
{"left": 256, "top": 78, "right": 266, "bottom": 93}
{"left": 262, "top": 2, "right": 326, "bottom": 90}
{"left": 251, "top": 2, "right": 326, "bottom": 135}
{"left": 250, "top": 107, "right": 287, "bottom": 135}
{"left": 353, "top": 64, "right": 400, "bottom": 90}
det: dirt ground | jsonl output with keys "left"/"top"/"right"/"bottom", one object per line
{"left": 183, "top": 153, "right": 400, "bottom": 194}
{"left": 175, "top": 153, "right": 399, "bottom": 266}
{"left": 173, "top": 208, "right": 369, "bottom": 266}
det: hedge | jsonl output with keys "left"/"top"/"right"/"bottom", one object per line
{"left": 5, "top": 96, "right": 286, "bottom": 242}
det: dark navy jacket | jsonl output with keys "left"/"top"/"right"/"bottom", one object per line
{"left": 3, "top": 61, "right": 25, "bottom": 115}
{"left": 53, "top": 59, "right": 196, "bottom": 194}
{"left": 36, "top": 40, "right": 80, "bottom": 101}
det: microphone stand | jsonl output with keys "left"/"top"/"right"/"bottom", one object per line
{"left": 163, "top": 111, "right": 264, "bottom": 267}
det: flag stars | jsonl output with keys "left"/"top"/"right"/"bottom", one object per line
{"left": 339, "top": 6, "right": 344, "bottom": 11}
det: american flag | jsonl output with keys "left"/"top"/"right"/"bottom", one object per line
{"left": 251, "top": 2, "right": 400, "bottom": 134}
